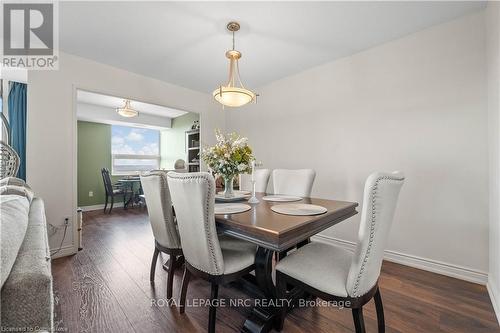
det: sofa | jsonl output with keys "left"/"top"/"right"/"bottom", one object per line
{"left": 0, "top": 178, "right": 53, "bottom": 332}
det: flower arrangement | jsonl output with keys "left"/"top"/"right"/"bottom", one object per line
{"left": 202, "top": 130, "right": 254, "bottom": 196}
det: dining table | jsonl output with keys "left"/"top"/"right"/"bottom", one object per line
{"left": 118, "top": 176, "right": 142, "bottom": 208}
{"left": 215, "top": 192, "right": 358, "bottom": 333}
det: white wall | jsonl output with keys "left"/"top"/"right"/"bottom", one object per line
{"left": 0, "top": 65, "right": 28, "bottom": 83}
{"left": 27, "top": 52, "right": 222, "bottom": 257}
{"left": 160, "top": 112, "right": 200, "bottom": 170}
{"left": 226, "top": 12, "right": 489, "bottom": 281}
{"left": 487, "top": 1, "right": 500, "bottom": 323}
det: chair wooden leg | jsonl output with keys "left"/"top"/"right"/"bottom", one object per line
{"left": 208, "top": 283, "right": 219, "bottom": 333}
{"left": 374, "top": 288, "right": 385, "bottom": 333}
{"left": 179, "top": 267, "right": 191, "bottom": 314}
{"left": 104, "top": 195, "right": 108, "bottom": 213}
{"left": 166, "top": 254, "right": 177, "bottom": 299}
{"left": 275, "top": 272, "right": 287, "bottom": 331}
{"left": 150, "top": 247, "right": 160, "bottom": 283}
{"left": 109, "top": 196, "right": 114, "bottom": 213}
{"left": 352, "top": 307, "right": 366, "bottom": 333}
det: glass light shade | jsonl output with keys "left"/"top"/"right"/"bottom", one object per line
{"left": 212, "top": 86, "right": 255, "bottom": 107}
{"left": 213, "top": 23, "right": 257, "bottom": 108}
{"left": 117, "top": 108, "right": 139, "bottom": 117}
{"left": 116, "top": 100, "right": 139, "bottom": 118}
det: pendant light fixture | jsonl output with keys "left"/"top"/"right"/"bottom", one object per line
{"left": 213, "top": 21, "right": 257, "bottom": 108}
{"left": 116, "top": 99, "right": 139, "bottom": 118}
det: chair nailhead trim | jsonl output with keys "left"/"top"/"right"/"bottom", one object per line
{"left": 351, "top": 174, "right": 403, "bottom": 297}
{"left": 142, "top": 171, "right": 181, "bottom": 249}
{"left": 168, "top": 172, "right": 222, "bottom": 275}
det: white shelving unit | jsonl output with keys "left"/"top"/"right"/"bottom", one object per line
{"left": 186, "top": 129, "right": 200, "bottom": 172}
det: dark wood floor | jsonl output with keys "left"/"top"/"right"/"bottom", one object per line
{"left": 52, "top": 208, "right": 500, "bottom": 333}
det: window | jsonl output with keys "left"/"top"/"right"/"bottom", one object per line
{"left": 111, "top": 125, "right": 160, "bottom": 175}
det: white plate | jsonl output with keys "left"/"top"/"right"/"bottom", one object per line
{"left": 215, "top": 203, "right": 251, "bottom": 215}
{"left": 271, "top": 204, "right": 327, "bottom": 216}
{"left": 262, "top": 195, "right": 302, "bottom": 202}
{"left": 215, "top": 193, "right": 251, "bottom": 202}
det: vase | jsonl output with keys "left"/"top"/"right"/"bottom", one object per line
{"left": 223, "top": 176, "right": 234, "bottom": 198}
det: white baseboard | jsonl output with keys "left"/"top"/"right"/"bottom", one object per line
{"left": 79, "top": 202, "right": 124, "bottom": 212}
{"left": 50, "top": 244, "right": 77, "bottom": 259}
{"left": 488, "top": 279, "right": 500, "bottom": 326}
{"left": 312, "top": 234, "right": 488, "bottom": 285}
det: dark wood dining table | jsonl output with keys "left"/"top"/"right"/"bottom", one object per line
{"left": 215, "top": 192, "right": 358, "bottom": 333}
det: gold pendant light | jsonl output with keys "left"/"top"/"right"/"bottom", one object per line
{"left": 213, "top": 22, "right": 257, "bottom": 108}
{"left": 116, "top": 99, "right": 139, "bottom": 118}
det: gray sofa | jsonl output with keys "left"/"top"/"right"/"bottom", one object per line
{"left": 0, "top": 178, "right": 53, "bottom": 332}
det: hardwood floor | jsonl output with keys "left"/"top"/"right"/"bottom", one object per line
{"left": 52, "top": 209, "right": 500, "bottom": 332}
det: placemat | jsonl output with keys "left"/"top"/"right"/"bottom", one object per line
{"left": 215, "top": 203, "right": 251, "bottom": 215}
{"left": 270, "top": 203, "right": 327, "bottom": 216}
{"left": 262, "top": 195, "right": 302, "bottom": 202}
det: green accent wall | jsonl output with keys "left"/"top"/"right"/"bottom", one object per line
{"left": 78, "top": 113, "right": 199, "bottom": 207}
{"left": 160, "top": 112, "right": 199, "bottom": 169}
{"left": 77, "top": 121, "right": 118, "bottom": 207}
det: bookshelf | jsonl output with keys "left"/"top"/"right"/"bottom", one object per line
{"left": 186, "top": 129, "right": 200, "bottom": 172}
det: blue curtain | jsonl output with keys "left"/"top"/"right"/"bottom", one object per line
{"left": 8, "top": 82, "right": 27, "bottom": 180}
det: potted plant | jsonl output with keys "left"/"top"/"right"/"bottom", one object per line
{"left": 202, "top": 130, "right": 254, "bottom": 198}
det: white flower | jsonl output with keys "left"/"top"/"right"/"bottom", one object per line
{"left": 238, "top": 163, "right": 247, "bottom": 171}
{"left": 233, "top": 137, "right": 248, "bottom": 147}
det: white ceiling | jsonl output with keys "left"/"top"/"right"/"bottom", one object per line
{"left": 60, "top": 1, "right": 485, "bottom": 93}
{"left": 76, "top": 90, "right": 188, "bottom": 118}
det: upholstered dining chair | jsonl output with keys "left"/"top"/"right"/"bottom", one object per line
{"left": 275, "top": 171, "right": 405, "bottom": 333}
{"left": 167, "top": 172, "right": 257, "bottom": 333}
{"left": 239, "top": 169, "right": 271, "bottom": 193}
{"left": 272, "top": 169, "right": 316, "bottom": 197}
{"left": 272, "top": 168, "right": 316, "bottom": 259}
{"left": 140, "top": 170, "right": 183, "bottom": 300}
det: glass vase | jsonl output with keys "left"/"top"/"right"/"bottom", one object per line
{"left": 223, "top": 176, "right": 234, "bottom": 198}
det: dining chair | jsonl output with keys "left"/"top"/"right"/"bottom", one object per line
{"left": 275, "top": 171, "right": 405, "bottom": 333}
{"left": 272, "top": 169, "right": 316, "bottom": 197}
{"left": 272, "top": 168, "right": 316, "bottom": 259}
{"left": 166, "top": 172, "right": 257, "bottom": 333}
{"left": 101, "top": 168, "right": 130, "bottom": 213}
{"left": 239, "top": 169, "right": 271, "bottom": 193}
{"left": 140, "top": 170, "right": 183, "bottom": 300}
